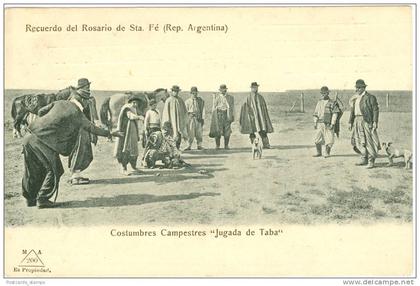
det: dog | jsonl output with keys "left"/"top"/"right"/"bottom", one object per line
{"left": 382, "top": 142, "right": 412, "bottom": 169}
{"left": 252, "top": 137, "right": 263, "bottom": 159}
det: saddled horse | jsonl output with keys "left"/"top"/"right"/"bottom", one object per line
{"left": 99, "top": 88, "right": 169, "bottom": 133}
{"left": 11, "top": 87, "right": 73, "bottom": 138}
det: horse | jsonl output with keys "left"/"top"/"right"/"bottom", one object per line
{"left": 99, "top": 88, "right": 169, "bottom": 132}
{"left": 11, "top": 87, "right": 73, "bottom": 138}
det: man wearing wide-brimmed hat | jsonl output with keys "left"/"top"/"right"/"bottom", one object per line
{"left": 349, "top": 79, "right": 381, "bottom": 169}
{"left": 313, "top": 86, "right": 342, "bottom": 158}
{"left": 185, "top": 87, "right": 205, "bottom": 150}
{"left": 209, "top": 84, "right": 235, "bottom": 149}
{"left": 239, "top": 82, "right": 273, "bottom": 148}
{"left": 114, "top": 94, "right": 145, "bottom": 175}
{"left": 21, "top": 83, "right": 123, "bottom": 208}
{"left": 67, "top": 78, "right": 101, "bottom": 185}
{"left": 161, "top": 85, "right": 188, "bottom": 150}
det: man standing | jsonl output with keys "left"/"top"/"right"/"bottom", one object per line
{"left": 313, "top": 86, "right": 341, "bottom": 158}
{"left": 22, "top": 89, "right": 122, "bottom": 208}
{"left": 67, "top": 78, "right": 99, "bottom": 185}
{"left": 161, "top": 85, "right": 188, "bottom": 150}
{"left": 144, "top": 98, "right": 161, "bottom": 136}
{"left": 239, "top": 82, "right": 273, "bottom": 148}
{"left": 209, "top": 84, "right": 235, "bottom": 150}
{"left": 114, "top": 95, "right": 144, "bottom": 175}
{"left": 349, "top": 79, "right": 381, "bottom": 169}
{"left": 184, "top": 87, "right": 205, "bottom": 150}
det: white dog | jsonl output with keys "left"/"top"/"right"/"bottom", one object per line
{"left": 382, "top": 142, "right": 412, "bottom": 169}
{"left": 252, "top": 137, "right": 263, "bottom": 159}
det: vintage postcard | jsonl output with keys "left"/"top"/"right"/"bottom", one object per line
{"left": 3, "top": 4, "right": 415, "bottom": 279}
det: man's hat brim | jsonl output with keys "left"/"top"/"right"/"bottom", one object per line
{"left": 77, "top": 81, "right": 92, "bottom": 89}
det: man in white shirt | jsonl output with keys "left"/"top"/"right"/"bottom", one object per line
{"left": 349, "top": 79, "right": 381, "bottom": 168}
{"left": 313, "top": 86, "right": 340, "bottom": 158}
{"left": 184, "top": 87, "right": 205, "bottom": 150}
{"left": 144, "top": 99, "right": 161, "bottom": 135}
{"left": 209, "top": 84, "right": 235, "bottom": 149}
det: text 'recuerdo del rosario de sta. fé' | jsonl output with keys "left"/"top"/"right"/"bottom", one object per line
{"left": 25, "top": 23, "right": 228, "bottom": 34}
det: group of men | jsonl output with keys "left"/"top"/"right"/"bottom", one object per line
{"left": 157, "top": 81, "right": 274, "bottom": 153}
{"left": 20, "top": 77, "right": 381, "bottom": 209}
{"left": 312, "top": 79, "right": 381, "bottom": 169}
{"left": 21, "top": 78, "right": 123, "bottom": 208}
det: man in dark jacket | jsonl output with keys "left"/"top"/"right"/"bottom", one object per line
{"left": 239, "top": 82, "right": 274, "bottom": 149}
{"left": 349, "top": 79, "right": 381, "bottom": 168}
{"left": 22, "top": 91, "right": 122, "bottom": 208}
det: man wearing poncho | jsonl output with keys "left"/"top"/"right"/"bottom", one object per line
{"left": 67, "top": 78, "right": 100, "bottom": 185}
{"left": 161, "top": 85, "right": 188, "bottom": 150}
{"left": 239, "top": 82, "right": 273, "bottom": 148}
{"left": 114, "top": 95, "right": 144, "bottom": 175}
{"left": 349, "top": 79, "right": 381, "bottom": 169}
{"left": 313, "top": 86, "right": 342, "bottom": 158}
{"left": 22, "top": 90, "right": 122, "bottom": 208}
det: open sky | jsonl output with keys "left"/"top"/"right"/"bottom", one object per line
{"left": 5, "top": 6, "right": 413, "bottom": 92}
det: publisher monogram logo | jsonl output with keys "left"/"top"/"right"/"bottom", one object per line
{"left": 14, "top": 249, "right": 51, "bottom": 274}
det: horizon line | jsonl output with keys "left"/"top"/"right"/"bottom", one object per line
{"left": 4, "top": 88, "right": 414, "bottom": 93}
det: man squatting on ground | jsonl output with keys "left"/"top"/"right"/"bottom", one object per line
{"left": 143, "top": 122, "right": 181, "bottom": 168}
{"left": 313, "top": 86, "right": 341, "bottom": 158}
{"left": 209, "top": 84, "right": 235, "bottom": 150}
{"left": 349, "top": 79, "right": 381, "bottom": 169}
{"left": 184, "top": 86, "right": 205, "bottom": 151}
{"left": 22, "top": 88, "right": 123, "bottom": 208}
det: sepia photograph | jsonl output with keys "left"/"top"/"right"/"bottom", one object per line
{"left": 3, "top": 4, "right": 415, "bottom": 279}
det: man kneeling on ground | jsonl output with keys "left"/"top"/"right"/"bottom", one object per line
{"left": 143, "top": 122, "right": 187, "bottom": 169}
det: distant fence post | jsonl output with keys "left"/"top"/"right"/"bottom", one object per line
{"left": 300, "top": 92, "right": 305, "bottom": 113}
{"left": 386, "top": 93, "right": 390, "bottom": 111}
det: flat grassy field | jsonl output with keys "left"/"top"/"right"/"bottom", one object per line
{"left": 3, "top": 89, "right": 413, "bottom": 226}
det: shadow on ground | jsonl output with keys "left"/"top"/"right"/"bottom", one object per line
{"left": 89, "top": 166, "right": 228, "bottom": 185}
{"left": 57, "top": 192, "right": 220, "bottom": 209}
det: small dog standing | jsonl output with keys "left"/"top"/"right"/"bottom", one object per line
{"left": 252, "top": 137, "right": 263, "bottom": 159}
{"left": 382, "top": 142, "right": 412, "bottom": 169}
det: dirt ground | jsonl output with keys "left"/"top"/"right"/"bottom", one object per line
{"left": 4, "top": 111, "right": 413, "bottom": 227}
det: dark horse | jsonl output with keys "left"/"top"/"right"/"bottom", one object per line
{"left": 11, "top": 87, "right": 73, "bottom": 138}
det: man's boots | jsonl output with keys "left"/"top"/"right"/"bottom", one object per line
{"left": 224, "top": 136, "right": 230, "bottom": 150}
{"left": 367, "top": 157, "right": 375, "bottom": 169}
{"left": 215, "top": 137, "right": 221, "bottom": 150}
{"left": 356, "top": 157, "right": 368, "bottom": 166}
{"left": 262, "top": 136, "right": 271, "bottom": 149}
{"left": 324, "top": 145, "right": 331, "bottom": 158}
{"left": 313, "top": 144, "right": 322, "bottom": 157}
